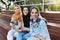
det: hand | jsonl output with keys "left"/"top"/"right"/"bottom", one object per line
{"left": 16, "top": 26, "right": 22, "bottom": 32}
{"left": 34, "top": 34, "right": 45, "bottom": 40}
{"left": 17, "top": 29, "right": 22, "bottom": 32}
{"left": 10, "top": 23, "right": 16, "bottom": 28}
{"left": 19, "top": 26, "right": 22, "bottom": 29}
{"left": 21, "top": 27, "right": 30, "bottom": 32}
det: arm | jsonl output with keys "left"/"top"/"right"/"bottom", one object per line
{"left": 17, "top": 22, "right": 30, "bottom": 32}
{"left": 30, "top": 20, "right": 48, "bottom": 40}
{"left": 38, "top": 20, "right": 50, "bottom": 40}
{"left": 10, "top": 20, "right": 16, "bottom": 28}
{"left": 19, "top": 20, "right": 30, "bottom": 32}
{"left": 21, "top": 27, "right": 30, "bottom": 32}
{"left": 17, "top": 22, "right": 22, "bottom": 31}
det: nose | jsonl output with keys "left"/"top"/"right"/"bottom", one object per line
{"left": 33, "top": 12, "right": 36, "bottom": 15}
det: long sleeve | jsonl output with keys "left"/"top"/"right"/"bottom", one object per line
{"left": 30, "top": 19, "right": 51, "bottom": 40}
{"left": 38, "top": 20, "right": 51, "bottom": 40}
{"left": 10, "top": 19, "right": 14, "bottom": 27}
{"left": 30, "top": 22, "right": 40, "bottom": 36}
{"left": 17, "top": 22, "right": 22, "bottom": 27}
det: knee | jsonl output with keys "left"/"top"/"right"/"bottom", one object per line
{"left": 7, "top": 29, "right": 15, "bottom": 37}
{"left": 16, "top": 32, "right": 23, "bottom": 40}
{"left": 23, "top": 34, "right": 29, "bottom": 40}
{"left": 14, "top": 32, "right": 18, "bottom": 37}
{"left": 16, "top": 32, "right": 23, "bottom": 37}
{"left": 7, "top": 32, "right": 14, "bottom": 40}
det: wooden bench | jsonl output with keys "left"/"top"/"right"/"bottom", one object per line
{"left": 0, "top": 11, "right": 60, "bottom": 40}
{"left": 0, "top": 11, "right": 14, "bottom": 40}
{"left": 41, "top": 12, "right": 60, "bottom": 40}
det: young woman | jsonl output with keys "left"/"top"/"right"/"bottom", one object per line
{"left": 23, "top": 6, "right": 51, "bottom": 40}
{"left": 7, "top": 4, "right": 22, "bottom": 40}
{"left": 16, "top": 6, "right": 30, "bottom": 40}
{"left": 22, "top": 6, "right": 30, "bottom": 28}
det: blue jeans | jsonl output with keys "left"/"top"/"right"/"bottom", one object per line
{"left": 23, "top": 33, "right": 31, "bottom": 40}
{"left": 16, "top": 31, "right": 30, "bottom": 40}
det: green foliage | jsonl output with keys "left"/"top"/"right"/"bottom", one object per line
{"left": 44, "top": 5, "right": 51, "bottom": 11}
{"left": 27, "top": 0, "right": 41, "bottom": 4}
{"left": 9, "top": 5, "right": 14, "bottom": 10}
{"left": 51, "top": 4, "right": 60, "bottom": 11}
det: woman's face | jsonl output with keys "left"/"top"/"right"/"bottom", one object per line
{"left": 31, "top": 8, "right": 38, "bottom": 20}
{"left": 14, "top": 6, "right": 20, "bottom": 13}
{"left": 23, "top": 7, "right": 28, "bottom": 15}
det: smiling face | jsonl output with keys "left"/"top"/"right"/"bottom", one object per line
{"left": 23, "top": 7, "right": 29, "bottom": 15}
{"left": 31, "top": 8, "right": 39, "bottom": 20}
{"left": 14, "top": 5, "right": 21, "bottom": 13}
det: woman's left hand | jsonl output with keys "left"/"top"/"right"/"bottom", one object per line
{"left": 34, "top": 34, "right": 45, "bottom": 40}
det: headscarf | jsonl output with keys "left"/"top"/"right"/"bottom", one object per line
{"left": 22, "top": 6, "right": 30, "bottom": 27}
{"left": 30, "top": 6, "right": 46, "bottom": 27}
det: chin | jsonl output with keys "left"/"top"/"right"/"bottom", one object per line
{"left": 32, "top": 18, "right": 36, "bottom": 20}
{"left": 24, "top": 13, "right": 28, "bottom": 15}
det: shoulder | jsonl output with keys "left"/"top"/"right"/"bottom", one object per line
{"left": 39, "top": 19, "right": 47, "bottom": 24}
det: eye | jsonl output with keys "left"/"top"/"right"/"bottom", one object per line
{"left": 16, "top": 7, "right": 19, "bottom": 10}
{"left": 23, "top": 9, "right": 25, "bottom": 11}
{"left": 36, "top": 12, "right": 38, "bottom": 13}
{"left": 31, "top": 12, "right": 34, "bottom": 14}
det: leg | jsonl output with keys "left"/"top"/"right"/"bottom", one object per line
{"left": 23, "top": 33, "right": 31, "bottom": 40}
{"left": 16, "top": 32, "right": 27, "bottom": 40}
{"left": 7, "top": 29, "right": 15, "bottom": 40}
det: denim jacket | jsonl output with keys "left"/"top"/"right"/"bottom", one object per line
{"left": 30, "top": 18, "right": 51, "bottom": 40}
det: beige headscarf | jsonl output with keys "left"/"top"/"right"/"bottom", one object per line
{"left": 30, "top": 6, "right": 47, "bottom": 26}
{"left": 30, "top": 6, "right": 46, "bottom": 21}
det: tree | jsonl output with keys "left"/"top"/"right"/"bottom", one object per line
{"left": 1, "top": 0, "right": 11, "bottom": 10}
{"left": 27, "top": 0, "right": 41, "bottom": 4}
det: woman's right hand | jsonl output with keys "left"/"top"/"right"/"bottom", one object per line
{"left": 10, "top": 23, "right": 16, "bottom": 28}
{"left": 17, "top": 29, "right": 22, "bottom": 32}
{"left": 17, "top": 26, "right": 22, "bottom": 32}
